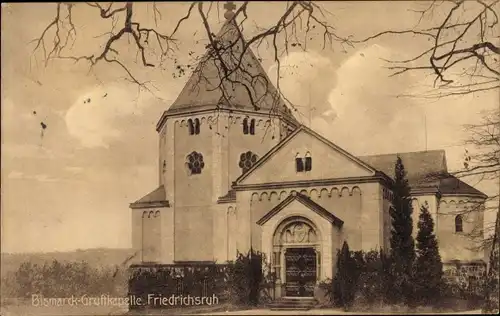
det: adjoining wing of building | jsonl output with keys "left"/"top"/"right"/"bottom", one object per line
{"left": 129, "top": 8, "right": 487, "bottom": 299}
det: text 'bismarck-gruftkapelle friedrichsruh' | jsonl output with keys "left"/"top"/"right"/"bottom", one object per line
{"left": 31, "top": 294, "right": 220, "bottom": 307}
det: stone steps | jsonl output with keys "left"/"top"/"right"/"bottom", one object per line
{"left": 268, "top": 297, "right": 318, "bottom": 311}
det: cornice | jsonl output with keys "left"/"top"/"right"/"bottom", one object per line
{"left": 232, "top": 175, "right": 391, "bottom": 191}
{"left": 156, "top": 106, "right": 298, "bottom": 132}
{"left": 256, "top": 192, "right": 344, "bottom": 227}
{"left": 410, "top": 187, "right": 487, "bottom": 200}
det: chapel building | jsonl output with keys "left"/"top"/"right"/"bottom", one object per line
{"left": 129, "top": 5, "right": 487, "bottom": 298}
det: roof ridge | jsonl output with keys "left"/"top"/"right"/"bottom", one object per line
{"left": 358, "top": 149, "right": 445, "bottom": 158}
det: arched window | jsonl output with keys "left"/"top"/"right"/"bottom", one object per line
{"left": 295, "top": 153, "right": 304, "bottom": 172}
{"left": 239, "top": 151, "right": 258, "bottom": 173}
{"left": 304, "top": 152, "right": 312, "bottom": 171}
{"left": 295, "top": 152, "right": 312, "bottom": 172}
{"left": 243, "top": 118, "right": 249, "bottom": 135}
{"left": 188, "top": 119, "right": 194, "bottom": 135}
{"left": 455, "top": 215, "right": 463, "bottom": 232}
{"left": 186, "top": 151, "right": 205, "bottom": 175}
{"left": 249, "top": 119, "right": 256, "bottom": 135}
{"left": 194, "top": 118, "right": 200, "bottom": 135}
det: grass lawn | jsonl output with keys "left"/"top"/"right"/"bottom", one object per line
{"left": 1, "top": 300, "right": 128, "bottom": 316}
{"left": 0, "top": 297, "right": 485, "bottom": 316}
{"left": 342, "top": 300, "right": 484, "bottom": 314}
{"left": 0, "top": 298, "right": 256, "bottom": 316}
{"left": 126, "top": 303, "right": 254, "bottom": 315}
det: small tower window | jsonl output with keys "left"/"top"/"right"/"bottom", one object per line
{"left": 243, "top": 118, "right": 249, "bottom": 135}
{"left": 162, "top": 160, "right": 166, "bottom": 174}
{"left": 239, "top": 151, "right": 258, "bottom": 173}
{"left": 186, "top": 151, "right": 205, "bottom": 175}
{"left": 194, "top": 118, "right": 200, "bottom": 135}
{"left": 304, "top": 152, "right": 312, "bottom": 171}
{"left": 455, "top": 215, "right": 463, "bottom": 233}
{"left": 249, "top": 119, "right": 255, "bottom": 135}
{"left": 188, "top": 119, "right": 194, "bottom": 135}
{"left": 295, "top": 154, "right": 304, "bottom": 172}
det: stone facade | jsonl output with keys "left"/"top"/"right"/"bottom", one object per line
{"left": 129, "top": 9, "right": 488, "bottom": 299}
{"left": 130, "top": 123, "right": 487, "bottom": 298}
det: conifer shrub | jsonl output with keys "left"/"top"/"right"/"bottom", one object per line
{"left": 413, "top": 203, "right": 444, "bottom": 306}
{"left": 388, "top": 156, "right": 416, "bottom": 305}
{"left": 229, "top": 249, "right": 263, "bottom": 306}
{"left": 330, "top": 241, "right": 358, "bottom": 309}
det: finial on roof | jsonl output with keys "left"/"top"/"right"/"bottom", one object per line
{"left": 224, "top": 1, "right": 236, "bottom": 20}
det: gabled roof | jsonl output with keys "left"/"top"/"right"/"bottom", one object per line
{"left": 130, "top": 186, "right": 170, "bottom": 209}
{"left": 358, "top": 151, "right": 486, "bottom": 198}
{"left": 164, "top": 16, "right": 296, "bottom": 123}
{"left": 229, "top": 133, "right": 486, "bottom": 198}
{"left": 234, "top": 124, "right": 379, "bottom": 185}
{"left": 431, "top": 173, "right": 487, "bottom": 198}
{"left": 359, "top": 150, "right": 448, "bottom": 181}
{"left": 257, "top": 192, "right": 344, "bottom": 227}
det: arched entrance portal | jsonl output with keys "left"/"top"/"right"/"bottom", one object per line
{"left": 272, "top": 216, "right": 320, "bottom": 297}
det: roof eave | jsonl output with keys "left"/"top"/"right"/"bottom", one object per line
{"left": 439, "top": 192, "right": 488, "bottom": 199}
{"left": 130, "top": 200, "right": 170, "bottom": 209}
{"left": 410, "top": 187, "right": 442, "bottom": 198}
{"left": 156, "top": 111, "right": 168, "bottom": 132}
{"left": 156, "top": 106, "right": 297, "bottom": 133}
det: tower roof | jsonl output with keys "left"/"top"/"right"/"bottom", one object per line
{"left": 165, "top": 9, "right": 296, "bottom": 122}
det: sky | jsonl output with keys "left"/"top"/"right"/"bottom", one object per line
{"left": 1, "top": 2, "right": 498, "bottom": 253}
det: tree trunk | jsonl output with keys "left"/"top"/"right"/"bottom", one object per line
{"left": 483, "top": 210, "right": 499, "bottom": 314}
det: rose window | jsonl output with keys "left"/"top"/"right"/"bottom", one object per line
{"left": 187, "top": 151, "right": 205, "bottom": 174}
{"left": 239, "top": 151, "right": 258, "bottom": 173}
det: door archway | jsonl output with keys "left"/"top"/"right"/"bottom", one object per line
{"left": 272, "top": 216, "right": 321, "bottom": 297}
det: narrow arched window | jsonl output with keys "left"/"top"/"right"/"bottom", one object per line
{"left": 186, "top": 151, "right": 205, "bottom": 175}
{"left": 295, "top": 153, "right": 304, "bottom": 172}
{"left": 455, "top": 215, "right": 463, "bottom": 232}
{"left": 243, "top": 118, "right": 249, "bottom": 134}
{"left": 249, "top": 119, "right": 255, "bottom": 135}
{"left": 188, "top": 119, "right": 194, "bottom": 135}
{"left": 304, "top": 152, "right": 312, "bottom": 171}
{"left": 194, "top": 118, "right": 200, "bottom": 134}
{"left": 239, "top": 151, "right": 258, "bottom": 173}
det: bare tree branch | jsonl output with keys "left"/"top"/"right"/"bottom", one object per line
{"left": 31, "top": 1, "right": 349, "bottom": 116}
{"left": 422, "top": 109, "right": 499, "bottom": 250}
{"left": 358, "top": 0, "right": 500, "bottom": 96}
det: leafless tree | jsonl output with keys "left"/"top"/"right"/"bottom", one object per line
{"left": 358, "top": 0, "right": 500, "bottom": 98}
{"left": 461, "top": 109, "right": 499, "bottom": 250}
{"left": 470, "top": 109, "right": 500, "bottom": 312}
{"left": 422, "top": 109, "right": 499, "bottom": 251}
{"left": 356, "top": 0, "right": 498, "bottom": 252}
{"left": 30, "top": 1, "right": 351, "bottom": 115}
{"left": 461, "top": 109, "right": 499, "bottom": 181}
